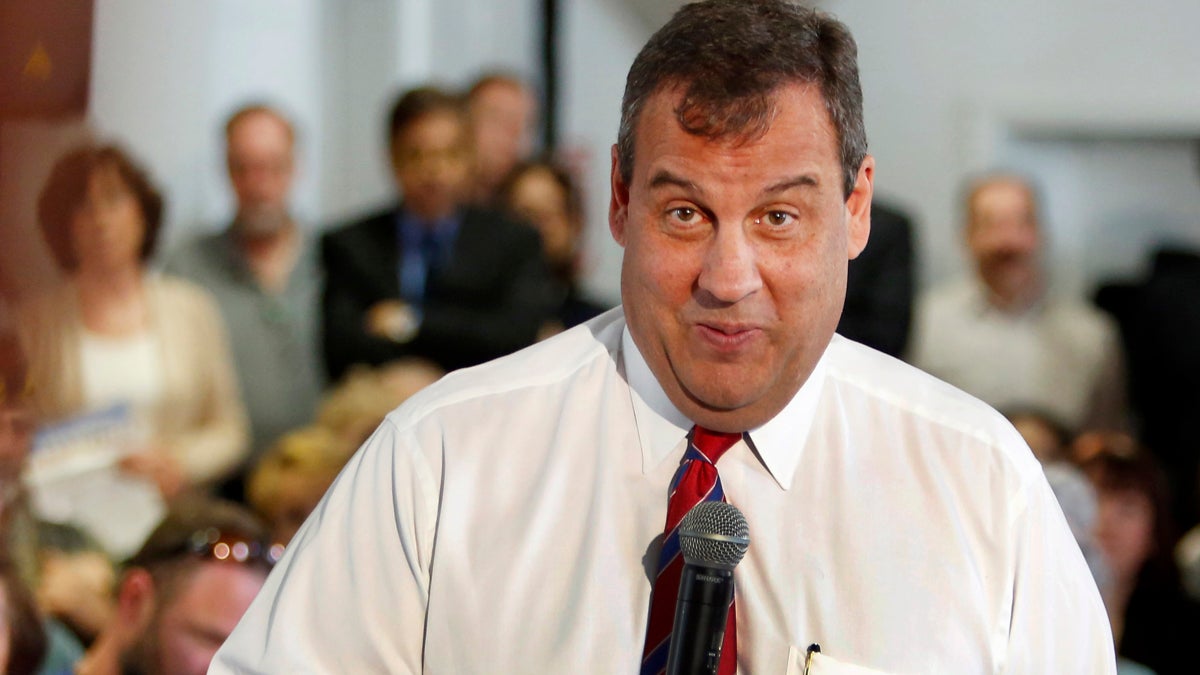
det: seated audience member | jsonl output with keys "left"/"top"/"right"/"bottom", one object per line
{"left": 497, "top": 158, "right": 611, "bottom": 336}
{"left": 837, "top": 198, "right": 915, "bottom": 357}
{"left": 165, "top": 104, "right": 324, "bottom": 476}
{"left": 0, "top": 330, "right": 40, "bottom": 590}
{"left": 247, "top": 426, "right": 353, "bottom": 544}
{"left": 316, "top": 359, "right": 443, "bottom": 448}
{"left": 1, "top": 330, "right": 90, "bottom": 675}
{"left": 1, "top": 554, "right": 85, "bottom": 675}
{"left": 16, "top": 144, "right": 249, "bottom": 501}
{"left": 465, "top": 72, "right": 539, "bottom": 205}
{"left": 0, "top": 555, "right": 48, "bottom": 675}
{"left": 1077, "top": 432, "right": 1200, "bottom": 675}
{"left": 34, "top": 522, "right": 115, "bottom": 647}
{"left": 75, "top": 497, "right": 276, "bottom": 675}
{"left": 322, "top": 87, "right": 555, "bottom": 379}
{"left": 909, "top": 172, "right": 1125, "bottom": 432}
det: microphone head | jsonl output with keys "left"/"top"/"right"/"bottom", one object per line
{"left": 678, "top": 501, "right": 750, "bottom": 570}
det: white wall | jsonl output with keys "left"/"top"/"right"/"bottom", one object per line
{"left": 822, "top": 0, "right": 1200, "bottom": 292}
{"left": 0, "top": 0, "right": 545, "bottom": 298}
{"left": 560, "top": 0, "right": 651, "bottom": 303}
{"left": 6, "top": 0, "right": 1198, "bottom": 305}
{"left": 320, "top": 0, "right": 543, "bottom": 225}
{"left": 89, "top": 0, "right": 326, "bottom": 246}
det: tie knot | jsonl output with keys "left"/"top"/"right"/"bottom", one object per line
{"left": 690, "top": 425, "right": 742, "bottom": 465}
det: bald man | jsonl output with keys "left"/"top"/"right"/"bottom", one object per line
{"left": 165, "top": 105, "right": 323, "bottom": 482}
{"left": 909, "top": 172, "right": 1124, "bottom": 433}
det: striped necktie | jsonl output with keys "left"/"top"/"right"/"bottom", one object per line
{"left": 641, "top": 425, "right": 742, "bottom": 675}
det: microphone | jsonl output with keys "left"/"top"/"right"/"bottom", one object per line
{"left": 666, "top": 501, "right": 751, "bottom": 675}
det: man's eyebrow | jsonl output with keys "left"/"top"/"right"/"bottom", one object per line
{"left": 648, "top": 170, "right": 702, "bottom": 195}
{"left": 762, "top": 175, "right": 819, "bottom": 195}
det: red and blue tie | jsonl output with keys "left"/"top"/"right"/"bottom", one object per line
{"left": 641, "top": 425, "right": 742, "bottom": 675}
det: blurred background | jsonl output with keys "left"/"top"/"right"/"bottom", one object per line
{"left": 3, "top": 0, "right": 1197, "bottom": 303}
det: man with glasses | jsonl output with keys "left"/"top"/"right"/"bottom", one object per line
{"left": 75, "top": 497, "right": 277, "bottom": 675}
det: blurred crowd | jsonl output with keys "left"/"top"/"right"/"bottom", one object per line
{"left": 0, "top": 69, "right": 1197, "bottom": 674}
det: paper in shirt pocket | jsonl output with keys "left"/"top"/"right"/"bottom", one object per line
{"left": 787, "top": 644, "right": 897, "bottom": 675}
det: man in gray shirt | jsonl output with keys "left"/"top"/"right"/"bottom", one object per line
{"left": 165, "top": 105, "right": 323, "bottom": 481}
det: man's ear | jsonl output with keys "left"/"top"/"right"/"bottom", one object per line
{"left": 608, "top": 144, "right": 629, "bottom": 248}
{"left": 845, "top": 155, "right": 874, "bottom": 260}
{"left": 116, "top": 568, "right": 157, "bottom": 638}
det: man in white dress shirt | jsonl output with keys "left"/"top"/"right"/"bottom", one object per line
{"left": 212, "top": 2, "right": 1115, "bottom": 672}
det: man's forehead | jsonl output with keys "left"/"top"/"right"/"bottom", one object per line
{"left": 169, "top": 561, "right": 267, "bottom": 609}
{"left": 631, "top": 83, "right": 838, "bottom": 183}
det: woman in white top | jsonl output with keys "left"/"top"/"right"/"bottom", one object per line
{"left": 17, "top": 144, "right": 248, "bottom": 505}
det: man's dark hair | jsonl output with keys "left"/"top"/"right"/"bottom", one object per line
{"left": 387, "top": 86, "right": 465, "bottom": 147}
{"left": 37, "top": 144, "right": 164, "bottom": 272}
{"left": 617, "top": 0, "right": 866, "bottom": 198}
{"left": 126, "top": 496, "right": 274, "bottom": 605}
{"left": 497, "top": 157, "right": 583, "bottom": 226}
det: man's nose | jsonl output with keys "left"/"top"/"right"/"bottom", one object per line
{"left": 697, "top": 225, "right": 762, "bottom": 304}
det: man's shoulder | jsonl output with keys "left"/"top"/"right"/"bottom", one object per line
{"left": 162, "top": 228, "right": 232, "bottom": 277}
{"left": 1044, "top": 295, "right": 1116, "bottom": 332}
{"left": 385, "top": 308, "right": 626, "bottom": 428}
{"left": 459, "top": 206, "right": 541, "bottom": 248}
{"left": 825, "top": 335, "right": 1037, "bottom": 470}
{"left": 916, "top": 277, "right": 976, "bottom": 313}
{"left": 322, "top": 207, "right": 397, "bottom": 244}
{"left": 150, "top": 273, "right": 222, "bottom": 311}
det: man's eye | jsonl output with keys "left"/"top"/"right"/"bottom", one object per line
{"left": 670, "top": 207, "right": 699, "bottom": 222}
{"left": 763, "top": 211, "right": 794, "bottom": 226}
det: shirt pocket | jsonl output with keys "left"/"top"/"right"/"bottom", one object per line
{"left": 787, "top": 644, "right": 897, "bottom": 675}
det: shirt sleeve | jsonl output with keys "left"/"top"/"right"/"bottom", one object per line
{"left": 1004, "top": 471, "right": 1117, "bottom": 672}
{"left": 164, "top": 286, "right": 250, "bottom": 485}
{"left": 210, "top": 417, "right": 441, "bottom": 673}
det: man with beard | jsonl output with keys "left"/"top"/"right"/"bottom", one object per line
{"left": 75, "top": 497, "right": 275, "bottom": 675}
{"left": 910, "top": 172, "right": 1124, "bottom": 432}
{"left": 165, "top": 105, "right": 323, "bottom": 483}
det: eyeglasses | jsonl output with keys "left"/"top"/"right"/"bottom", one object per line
{"left": 187, "top": 527, "right": 286, "bottom": 566}
{"left": 130, "top": 526, "right": 285, "bottom": 570}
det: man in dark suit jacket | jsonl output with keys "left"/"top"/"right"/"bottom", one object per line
{"left": 837, "top": 199, "right": 915, "bottom": 357}
{"left": 322, "top": 87, "right": 554, "bottom": 380}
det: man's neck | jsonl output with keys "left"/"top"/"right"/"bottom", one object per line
{"left": 75, "top": 628, "right": 127, "bottom": 675}
{"left": 404, "top": 205, "right": 459, "bottom": 227}
{"left": 983, "top": 274, "right": 1044, "bottom": 315}
{"left": 233, "top": 222, "right": 300, "bottom": 294}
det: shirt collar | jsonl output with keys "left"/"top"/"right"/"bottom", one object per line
{"left": 218, "top": 224, "right": 314, "bottom": 290}
{"left": 622, "top": 325, "right": 829, "bottom": 490}
{"left": 397, "top": 208, "right": 462, "bottom": 249}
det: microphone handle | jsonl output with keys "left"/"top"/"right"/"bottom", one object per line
{"left": 666, "top": 564, "right": 735, "bottom": 675}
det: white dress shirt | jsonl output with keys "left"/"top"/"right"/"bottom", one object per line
{"left": 213, "top": 308, "right": 1114, "bottom": 674}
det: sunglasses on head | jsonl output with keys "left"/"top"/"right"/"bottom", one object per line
{"left": 131, "top": 526, "right": 285, "bottom": 569}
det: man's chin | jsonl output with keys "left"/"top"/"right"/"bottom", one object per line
{"left": 235, "top": 208, "right": 290, "bottom": 236}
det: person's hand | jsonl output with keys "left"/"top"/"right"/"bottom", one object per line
{"left": 119, "top": 449, "right": 185, "bottom": 500}
{"left": 365, "top": 300, "right": 419, "bottom": 343}
{"left": 36, "top": 551, "right": 116, "bottom": 642}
